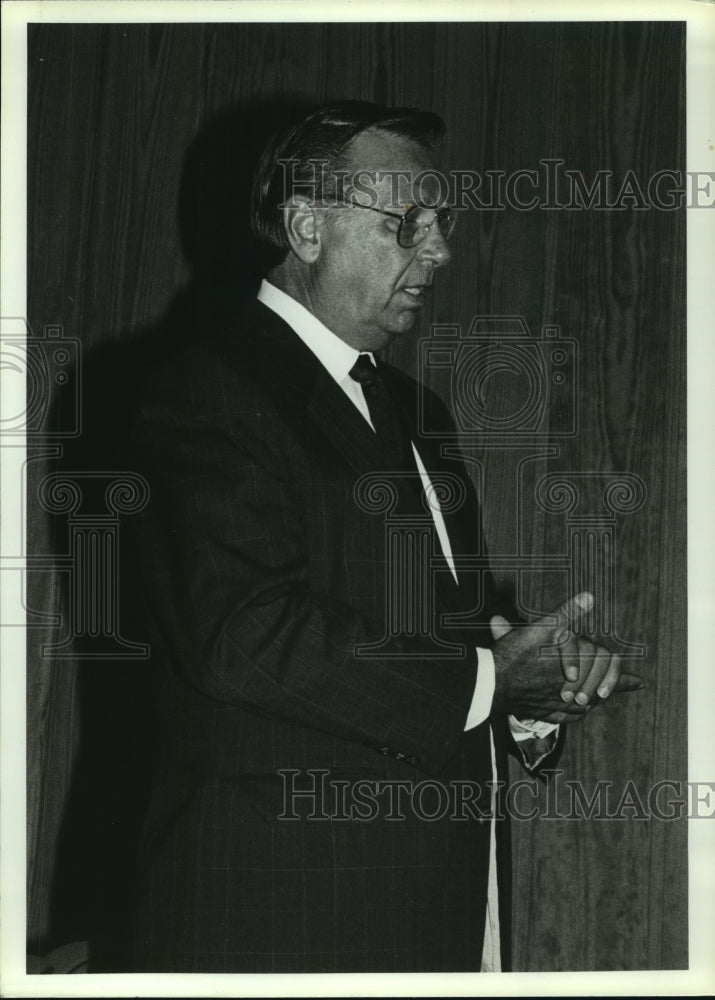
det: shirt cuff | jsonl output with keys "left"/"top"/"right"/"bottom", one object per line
{"left": 508, "top": 716, "right": 560, "bottom": 742}
{"left": 508, "top": 716, "right": 560, "bottom": 770}
{"left": 464, "top": 647, "right": 495, "bottom": 731}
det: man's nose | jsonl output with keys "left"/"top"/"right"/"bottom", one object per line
{"left": 417, "top": 227, "right": 452, "bottom": 268}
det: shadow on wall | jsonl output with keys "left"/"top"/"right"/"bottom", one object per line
{"left": 31, "top": 94, "right": 318, "bottom": 972}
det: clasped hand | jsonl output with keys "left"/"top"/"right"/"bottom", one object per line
{"left": 491, "top": 592, "right": 644, "bottom": 724}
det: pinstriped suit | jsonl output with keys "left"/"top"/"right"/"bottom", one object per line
{"left": 129, "top": 298, "right": 512, "bottom": 972}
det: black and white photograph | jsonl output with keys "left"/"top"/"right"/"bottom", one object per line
{"left": 1, "top": 1, "right": 714, "bottom": 995}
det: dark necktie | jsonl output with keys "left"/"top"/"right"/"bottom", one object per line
{"left": 349, "top": 354, "right": 419, "bottom": 475}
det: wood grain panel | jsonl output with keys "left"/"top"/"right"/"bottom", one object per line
{"left": 26, "top": 21, "right": 686, "bottom": 970}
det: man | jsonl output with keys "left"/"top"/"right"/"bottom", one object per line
{"left": 129, "top": 101, "right": 641, "bottom": 973}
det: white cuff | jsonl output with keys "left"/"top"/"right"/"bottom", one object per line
{"left": 509, "top": 717, "right": 560, "bottom": 770}
{"left": 508, "top": 716, "right": 560, "bottom": 742}
{"left": 464, "top": 647, "right": 495, "bottom": 731}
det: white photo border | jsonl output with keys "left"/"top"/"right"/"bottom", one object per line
{"left": 1, "top": 1, "right": 713, "bottom": 996}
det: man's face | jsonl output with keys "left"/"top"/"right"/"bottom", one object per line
{"left": 307, "top": 131, "right": 452, "bottom": 352}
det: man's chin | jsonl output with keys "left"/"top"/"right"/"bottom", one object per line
{"left": 387, "top": 309, "right": 421, "bottom": 338}
{"left": 374, "top": 327, "right": 416, "bottom": 352}
{"left": 357, "top": 312, "right": 420, "bottom": 352}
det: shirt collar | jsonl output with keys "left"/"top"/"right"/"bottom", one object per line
{"left": 257, "top": 279, "right": 374, "bottom": 384}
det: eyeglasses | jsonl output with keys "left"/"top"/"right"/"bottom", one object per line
{"left": 336, "top": 200, "right": 457, "bottom": 249}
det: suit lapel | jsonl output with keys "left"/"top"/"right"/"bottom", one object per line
{"left": 305, "top": 364, "right": 408, "bottom": 485}
{"left": 244, "top": 301, "right": 425, "bottom": 496}
{"left": 239, "top": 300, "right": 466, "bottom": 619}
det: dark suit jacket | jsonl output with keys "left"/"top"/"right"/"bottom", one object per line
{"left": 129, "top": 298, "right": 512, "bottom": 973}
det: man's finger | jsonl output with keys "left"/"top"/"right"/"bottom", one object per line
{"left": 490, "top": 614, "right": 512, "bottom": 641}
{"left": 544, "top": 706, "right": 590, "bottom": 725}
{"left": 574, "top": 644, "right": 611, "bottom": 705}
{"left": 540, "top": 699, "right": 590, "bottom": 721}
{"left": 595, "top": 653, "right": 623, "bottom": 699}
{"left": 559, "top": 633, "right": 582, "bottom": 691}
{"left": 548, "top": 591, "right": 593, "bottom": 643}
{"left": 613, "top": 672, "right": 645, "bottom": 693}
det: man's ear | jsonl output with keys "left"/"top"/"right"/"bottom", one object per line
{"left": 283, "top": 196, "right": 323, "bottom": 263}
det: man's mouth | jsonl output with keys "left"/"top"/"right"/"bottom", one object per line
{"left": 401, "top": 285, "right": 428, "bottom": 300}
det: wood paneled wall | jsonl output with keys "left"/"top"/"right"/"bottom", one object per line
{"left": 26, "top": 21, "right": 686, "bottom": 970}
